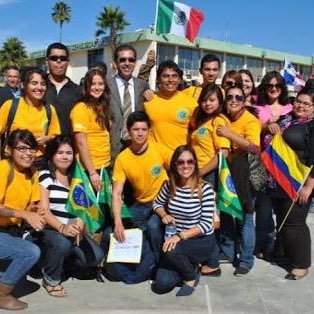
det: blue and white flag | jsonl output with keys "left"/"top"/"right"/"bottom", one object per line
{"left": 281, "top": 57, "right": 305, "bottom": 91}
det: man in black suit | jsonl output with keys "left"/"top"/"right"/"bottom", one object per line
{"left": 108, "top": 44, "right": 149, "bottom": 161}
{"left": 0, "top": 66, "right": 21, "bottom": 106}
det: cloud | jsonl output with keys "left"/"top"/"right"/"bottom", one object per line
{"left": 0, "top": 0, "right": 20, "bottom": 5}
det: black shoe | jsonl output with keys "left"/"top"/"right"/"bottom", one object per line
{"left": 234, "top": 266, "right": 250, "bottom": 276}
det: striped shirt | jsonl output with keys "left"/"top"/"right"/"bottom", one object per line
{"left": 39, "top": 169, "right": 76, "bottom": 225}
{"left": 153, "top": 181, "right": 215, "bottom": 235}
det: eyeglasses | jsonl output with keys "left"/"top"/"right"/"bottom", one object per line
{"left": 225, "top": 94, "right": 244, "bottom": 102}
{"left": 176, "top": 159, "right": 195, "bottom": 166}
{"left": 14, "top": 146, "right": 38, "bottom": 154}
{"left": 294, "top": 98, "right": 313, "bottom": 108}
{"left": 265, "top": 83, "right": 282, "bottom": 90}
{"left": 118, "top": 57, "right": 136, "bottom": 63}
{"left": 225, "top": 81, "right": 242, "bottom": 88}
{"left": 48, "top": 55, "right": 69, "bottom": 62}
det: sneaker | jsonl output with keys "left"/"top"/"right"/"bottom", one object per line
{"left": 234, "top": 266, "right": 250, "bottom": 276}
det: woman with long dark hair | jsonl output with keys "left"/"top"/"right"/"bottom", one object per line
{"left": 151, "top": 145, "right": 217, "bottom": 296}
{"left": 37, "top": 135, "right": 104, "bottom": 297}
{"left": 70, "top": 67, "right": 110, "bottom": 192}
{"left": 0, "top": 129, "right": 42, "bottom": 310}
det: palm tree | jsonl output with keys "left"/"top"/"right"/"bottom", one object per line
{"left": 0, "top": 37, "right": 28, "bottom": 69}
{"left": 51, "top": 1, "right": 71, "bottom": 42}
{"left": 95, "top": 6, "right": 130, "bottom": 57}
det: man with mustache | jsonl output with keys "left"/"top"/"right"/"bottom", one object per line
{"left": 108, "top": 44, "right": 149, "bottom": 161}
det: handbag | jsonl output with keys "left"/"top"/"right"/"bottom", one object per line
{"left": 247, "top": 153, "right": 269, "bottom": 192}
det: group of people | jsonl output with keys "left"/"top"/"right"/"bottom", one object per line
{"left": 0, "top": 41, "right": 313, "bottom": 310}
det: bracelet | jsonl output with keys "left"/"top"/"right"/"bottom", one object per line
{"left": 59, "top": 224, "right": 66, "bottom": 235}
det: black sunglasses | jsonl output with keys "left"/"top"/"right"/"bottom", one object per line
{"left": 265, "top": 83, "right": 282, "bottom": 90}
{"left": 176, "top": 159, "right": 195, "bottom": 166}
{"left": 48, "top": 55, "right": 69, "bottom": 62}
{"left": 118, "top": 57, "right": 136, "bottom": 63}
{"left": 225, "top": 94, "right": 244, "bottom": 102}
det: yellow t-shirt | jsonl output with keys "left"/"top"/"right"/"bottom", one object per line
{"left": 190, "top": 115, "right": 231, "bottom": 168}
{"left": 144, "top": 91, "right": 197, "bottom": 151}
{"left": 0, "top": 97, "right": 60, "bottom": 156}
{"left": 0, "top": 160, "right": 40, "bottom": 226}
{"left": 229, "top": 109, "right": 261, "bottom": 155}
{"left": 113, "top": 142, "right": 172, "bottom": 203}
{"left": 70, "top": 102, "right": 110, "bottom": 169}
{"left": 183, "top": 86, "right": 202, "bottom": 100}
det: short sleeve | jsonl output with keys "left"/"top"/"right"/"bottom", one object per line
{"left": 39, "top": 169, "right": 53, "bottom": 190}
{"left": 70, "top": 102, "right": 89, "bottom": 133}
{"left": 212, "top": 116, "right": 231, "bottom": 150}
{"left": 156, "top": 143, "right": 173, "bottom": 169}
{"left": 112, "top": 156, "right": 126, "bottom": 183}
{"left": 243, "top": 118, "right": 261, "bottom": 146}
{"left": 0, "top": 100, "right": 11, "bottom": 134}
{"left": 30, "top": 172, "right": 41, "bottom": 203}
{"left": 48, "top": 106, "right": 61, "bottom": 136}
{"left": 0, "top": 162, "right": 10, "bottom": 203}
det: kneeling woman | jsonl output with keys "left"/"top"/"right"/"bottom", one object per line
{"left": 152, "top": 145, "right": 216, "bottom": 296}
{"left": 0, "top": 129, "right": 43, "bottom": 310}
{"left": 38, "top": 136, "right": 104, "bottom": 297}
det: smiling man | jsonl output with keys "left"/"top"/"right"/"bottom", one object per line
{"left": 45, "top": 43, "right": 82, "bottom": 136}
{"left": 144, "top": 60, "right": 197, "bottom": 151}
{"left": 108, "top": 44, "right": 149, "bottom": 161}
{"left": 0, "top": 66, "right": 21, "bottom": 106}
{"left": 111, "top": 111, "right": 172, "bottom": 261}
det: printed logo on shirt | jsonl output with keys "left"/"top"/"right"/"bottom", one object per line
{"left": 176, "top": 109, "right": 188, "bottom": 121}
{"left": 197, "top": 127, "right": 208, "bottom": 137}
{"left": 151, "top": 165, "right": 162, "bottom": 177}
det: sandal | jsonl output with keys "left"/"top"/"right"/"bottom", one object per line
{"left": 42, "top": 281, "right": 67, "bottom": 297}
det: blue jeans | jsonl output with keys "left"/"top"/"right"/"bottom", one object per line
{"left": 220, "top": 212, "right": 255, "bottom": 269}
{"left": 152, "top": 234, "right": 217, "bottom": 294}
{"left": 36, "top": 229, "right": 104, "bottom": 286}
{"left": 255, "top": 191, "right": 275, "bottom": 254}
{"left": 0, "top": 232, "right": 40, "bottom": 285}
{"left": 103, "top": 202, "right": 163, "bottom": 263}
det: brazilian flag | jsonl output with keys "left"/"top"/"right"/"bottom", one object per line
{"left": 66, "top": 162, "right": 104, "bottom": 233}
{"left": 217, "top": 153, "right": 243, "bottom": 220}
{"left": 98, "top": 168, "right": 132, "bottom": 218}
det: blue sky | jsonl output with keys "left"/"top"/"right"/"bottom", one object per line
{"left": 0, "top": 0, "right": 313, "bottom": 56}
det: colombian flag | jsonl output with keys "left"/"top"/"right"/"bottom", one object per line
{"left": 217, "top": 152, "right": 243, "bottom": 220}
{"left": 261, "top": 133, "right": 311, "bottom": 200}
{"left": 66, "top": 162, "right": 104, "bottom": 233}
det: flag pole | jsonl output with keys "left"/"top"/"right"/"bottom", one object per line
{"left": 96, "top": 165, "right": 104, "bottom": 203}
{"left": 153, "top": 0, "right": 159, "bottom": 35}
{"left": 277, "top": 165, "right": 313, "bottom": 232}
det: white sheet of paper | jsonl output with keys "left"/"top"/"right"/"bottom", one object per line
{"left": 107, "top": 228, "right": 143, "bottom": 264}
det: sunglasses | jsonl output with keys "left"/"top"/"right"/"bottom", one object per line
{"left": 225, "top": 94, "right": 244, "bottom": 102}
{"left": 48, "top": 55, "right": 69, "bottom": 62}
{"left": 118, "top": 57, "right": 136, "bottom": 63}
{"left": 265, "top": 83, "right": 282, "bottom": 90}
{"left": 294, "top": 98, "right": 313, "bottom": 108}
{"left": 225, "top": 81, "right": 243, "bottom": 88}
{"left": 176, "top": 159, "right": 195, "bottom": 166}
{"left": 14, "top": 146, "right": 38, "bottom": 154}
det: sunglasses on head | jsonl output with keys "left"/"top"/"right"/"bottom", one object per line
{"left": 265, "top": 83, "right": 282, "bottom": 90}
{"left": 176, "top": 159, "right": 195, "bottom": 166}
{"left": 48, "top": 55, "right": 69, "bottom": 62}
{"left": 118, "top": 57, "right": 136, "bottom": 63}
{"left": 225, "top": 94, "right": 244, "bottom": 102}
{"left": 225, "top": 81, "right": 242, "bottom": 88}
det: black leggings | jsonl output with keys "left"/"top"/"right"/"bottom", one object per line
{"left": 272, "top": 190, "right": 311, "bottom": 269}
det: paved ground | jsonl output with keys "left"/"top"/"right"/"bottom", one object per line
{"left": 7, "top": 214, "right": 314, "bottom": 314}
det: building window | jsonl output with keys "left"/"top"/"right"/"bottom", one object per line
{"left": 246, "top": 57, "right": 263, "bottom": 82}
{"left": 178, "top": 47, "right": 200, "bottom": 75}
{"left": 87, "top": 49, "right": 103, "bottom": 68}
{"left": 157, "top": 44, "right": 175, "bottom": 66}
{"left": 226, "top": 54, "right": 244, "bottom": 71}
{"left": 299, "top": 65, "right": 312, "bottom": 81}
{"left": 265, "top": 60, "right": 282, "bottom": 72}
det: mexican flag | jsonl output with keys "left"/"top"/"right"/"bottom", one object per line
{"left": 217, "top": 152, "right": 243, "bottom": 220}
{"left": 156, "top": 0, "right": 204, "bottom": 42}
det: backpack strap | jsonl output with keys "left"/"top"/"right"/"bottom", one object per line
{"left": 44, "top": 103, "right": 52, "bottom": 135}
{"left": 1, "top": 98, "right": 19, "bottom": 158}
